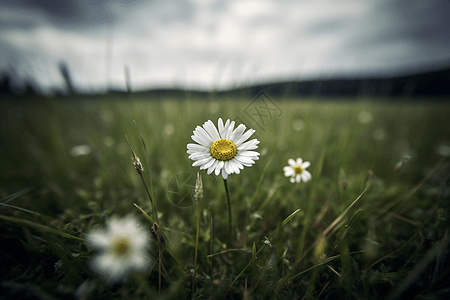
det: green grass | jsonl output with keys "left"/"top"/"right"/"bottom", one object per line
{"left": 0, "top": 95, "right": 449, "bottom": 299}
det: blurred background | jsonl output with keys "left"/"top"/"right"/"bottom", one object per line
{"left": 1, "top": 0, "right": 450, "bottom": 97}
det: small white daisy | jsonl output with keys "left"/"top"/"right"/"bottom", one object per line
{"left": 187, "top": 118, "right": 260, "bottom": 180}
{"left": 86, "top": 215, "right": 150, "bottom": 283}
{"left": 283, "top": 158, "right": 312, "bottom": 183}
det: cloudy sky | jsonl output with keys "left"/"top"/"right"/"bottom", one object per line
{"left": 1, "top": 0, "right": 450, "bottom": 93}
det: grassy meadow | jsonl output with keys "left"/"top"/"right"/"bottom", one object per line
{"left": 0, "top": 95, "right": 450, "bottom": 299}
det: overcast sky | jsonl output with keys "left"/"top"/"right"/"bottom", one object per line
{"left": 1, "top": 0, "right": 450, "bottom": 93}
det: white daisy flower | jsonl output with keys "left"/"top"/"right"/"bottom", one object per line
{"left": 187, "top": 118, "right": 260, "bottom": 180}
{"left": 86, "top": 215, "right": 150, "bottom": 283}
{"left": 283, "top": 158, "right": 312, "bottom": 183}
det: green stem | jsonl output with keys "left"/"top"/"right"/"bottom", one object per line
{"left": 223, "top": 179, "right": 232, "bottom": 246}
{"left": 193, "top": 197, "right": 201, "bottom": 296}
{"left": 208, "top": 207, "right": 213, "bottom": 275}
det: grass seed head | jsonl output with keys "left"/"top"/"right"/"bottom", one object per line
{"left": 132, "top": 155, "right": 144, "bottom": 175}
{"left": 126, "top": 135, "right": 144, "bottom": 175}
{"left": 195, "top": 172, "right": 203, "bottom": 200}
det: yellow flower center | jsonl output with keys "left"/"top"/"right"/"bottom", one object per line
{"left": 293, "top": 165, "right": 303, "bottom": 175}
{"left": 113, "top": 238, "right": 130, "bottom": 256}
{"left": 210, "top": 139, "right": 237, "bottom": 161}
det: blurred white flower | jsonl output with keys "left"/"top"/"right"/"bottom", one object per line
{"left": 358, "top": 111, "right": 373, "bottom": 124}
{"left": 163, "top": 123, "right": 175, "bottom": 136}
{"left": 436, "top": 144, "right": 450, "bottom": 157}
{"left": 100, "top": 109, "right": 114, "bottom": 122}
{"left": 103, "top": 136, "right": 115, "bottom": 147}
{"left": 70, "top": 144, "right": 91, "bottom": 157}
{"left": 283, "top": 158, "right": 312, "bottom": 183}
{"left": 86, "top": 215, "right": 150, "bottom": 283}
{"left": 291, "top": 119, "right": 305, "bottom": 131}
{"left": 187, "top": 118, "right": 260, "bottom": 180}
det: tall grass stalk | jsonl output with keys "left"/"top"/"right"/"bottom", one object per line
{"left": 223, "top": 179, "right": 232, "bottom": 246}
{"left": 192, "top": 198, "right": 200, "bottom": 296}
{"left": 192, "top": 173, "right": 202, "bottom": 296}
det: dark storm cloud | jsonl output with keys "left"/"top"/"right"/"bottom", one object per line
{"left": 324, "top": 0, "right": 450, "bottom": 73}
{"left": 0, "top": 0, "right": 145, "bottom": 29}
{"left": 371, "top": 0, "right": 450, "bottom": 43}
{"left": 20, "top": 0, "right": 83, "bottom": 20}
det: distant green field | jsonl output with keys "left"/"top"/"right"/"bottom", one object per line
{"left": 1, "top": 95, "right": 449, "bottom": 299}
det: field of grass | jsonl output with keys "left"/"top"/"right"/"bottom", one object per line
{"left": 0, "top": 95, "right": 449, "bottom": 299}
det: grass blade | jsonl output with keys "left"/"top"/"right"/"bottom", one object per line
{"left": 0, "top": 214, "right": 84, "bottom": 242}
{"left": 231, "top": 208, "right": 301, "bottom": 287}
{"left": 276, "top": 189, "right": 367, "bottom": 292}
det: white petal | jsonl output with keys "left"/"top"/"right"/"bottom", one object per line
{"left": 200, "top": 158, "right": 215, "bottom": 170}
{"left": 237, "top": 139, "right": 260, "bottom": 151}
{"left": 187, "top": 143, "right": 207, "bottom": 152}
{"left": 238, "top": 158, "right": 256, "bottom": 165}
{"left": 235, "top": 154, "right": 255, "bottom": 164}
{"left": 187, "top": 149, "right": 208, "bottom": 155}
{"left": 302, "top": 170, "right": 312, "bottom": 181}
{"left": 284, "top": 168, "right": 294, "bottom": 177}
{"left": 87, "top": 230, "right": 110, "bottom": 250}
{"left": 224, "top": 161, "right": 234, "bottom": 175}
{"left": 194, "top": 126, "right": 214, "bottom": 145}
{"left": 224, "top": 121, "right": 235, "bottom": 140}
{"left": 218, "top": 118, "right": 224, "bottom": 136}
{"left": 187, "top": 148, "right": 209, "bottom": 155}
{"left": 234, "top": 156, "right": 254, "bottom": 167}
{"left": 187, "top": 147, "right": 210, "bottom": 155}
{"left": 215, "top": 160, "right": 224, "bottom": 175}
{"left": 203, "top": 120, "right": 221, "bottom": 141}
{"left": 238, "top": 150, "right": 260, "bottom": 157}
{"left": 288, "top": 159, "right": 296, "bottom": 167}
{"left": 301, "top": 161, "right": 310, "bottom": 169}
{"left": 234, "top": 128, "right": 255, "bottom": 146}
{"left": 207, "top": 160, "right": 218, "bottom": 174}
{"left": 219, "top": 119, "right": 230, "bottom": 137}
{"left": 296, "top": 174, "right": 301, "bottom": 183}
{"left": 229, "top": 160, "right": 237, "bottom": 174}
{"left": 231, "top": 159, "right": 244, "bottom": 170}
{"left": 132, "top": 234, "right": 150, "bottom": 249}
{"left": 238, "top": 162, "right": 253, "bottom": 167}
{"left": 191, "top": 134, "right": 210, "bottom": 148}
{"left": 229, "top": 160, "right": 241, "bottom": 174}
{"left": 283, "top": 166, "right": 292, "bottom": 172}
{"left": 232, "top": 124, "right": 246, "bottom": 143}
{"left": 203, "top": 157, "right": 216, "bottom": 169}
{"left": 229, "top": 124, "right": 245, "bottom": 142}
{"left": 108, "top": 218, "right": 126, "bottom": 233}
{"left": 221, "top": 168, "right": 229, "bottom": 180}
{"left": 128, "top": 253, "right": 148, "bottom": 270}
{"left": 296, "top": 158, "right": 303, "bottom": 165}
{"left": 301, "top": 173, "right": 309, "bottom": 182}
{"left": 188, "top": 152, "right": 211, "bottom": 160}
{"left": 290, "top": 177, "right": 295, "bottom": 183}
{"left": 192, "top": 157, "right": 211, "bottom": 167}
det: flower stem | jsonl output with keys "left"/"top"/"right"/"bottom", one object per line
{"left": 289, "top": 184, "right": 298, "bottom": 202}
{"left": 158, "top": 239, "right": 162, "bottom": 293}
{"left": 223, "top": 179, "right": 232, "bottom": 246}
{"left": 192, "top": 197, "right": 200, "bottom": 296}
{"left": 208, "top": 207, "right": 213, "bottom": 276}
